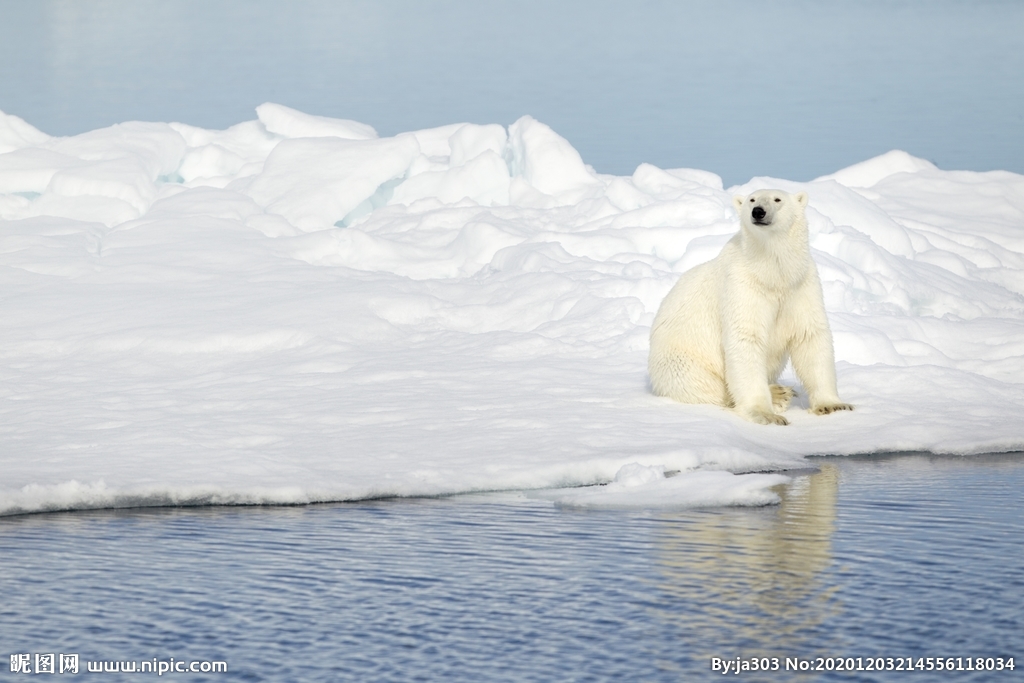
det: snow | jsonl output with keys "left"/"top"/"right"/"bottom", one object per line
{"left": 246, "top": 133, "right": 421, "bottom": 230}
{"left": 536, "top": 464, "right": 791, "bottom": 510}
{"left": 1, "top": 105, "right": 1023, "bottom": 516}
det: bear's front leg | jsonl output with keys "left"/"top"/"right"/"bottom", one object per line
{"left": 790, "top": 322, "right": 853, "bottom": 416}
{"left": 722, "top": 311, "right": 788, "bottom": 426}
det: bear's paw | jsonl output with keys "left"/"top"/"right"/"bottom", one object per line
{"left": 770, "top": 384, "right": 796, "bottom": 412}
{"left": 811, "top": 402, "right": 854, "bottom": 416}
{"left": 747, "top": 409, "right": 790, "bottom": 426}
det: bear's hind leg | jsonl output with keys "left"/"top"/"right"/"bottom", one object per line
{"left": 649, "top": 352, "right": 730, "bottom": 407}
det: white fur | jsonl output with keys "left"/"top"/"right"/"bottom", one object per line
{"left": 648, "top": 189, "right": 852, "bottom": 425}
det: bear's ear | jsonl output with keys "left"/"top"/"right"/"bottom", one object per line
{"left": 732, "top": 196, "right": 745, "bottom": 212}
{"left": 794, "top": 191, "right": 808, "bottom": 206}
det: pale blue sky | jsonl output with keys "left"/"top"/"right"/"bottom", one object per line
{"left": 1, "top": 0, "right": 1022, "bottom": 185}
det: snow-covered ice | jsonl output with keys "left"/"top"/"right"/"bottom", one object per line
{"left": 1, "top": 106, "right": 1022, "bottom": 515}
{"left": 535, "top": 463, "right": 792, "bottom": 509}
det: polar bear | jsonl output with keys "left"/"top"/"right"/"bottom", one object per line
{"left": 648, "top": 189, "right": 852, "bottom": 425}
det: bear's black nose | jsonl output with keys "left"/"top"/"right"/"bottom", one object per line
{"left": 751, "top": 206, "right": 766, "bottom": 221}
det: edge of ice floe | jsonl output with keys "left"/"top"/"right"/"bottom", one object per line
{"left": 0, "top": 463, "right": 796, "bottom": 518}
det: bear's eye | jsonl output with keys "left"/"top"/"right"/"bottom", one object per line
{"left": 774, "top": 198, "right": 781, "bottom": 203}
{"left": 750, "top": 198, "right": 755, "bottom": 202}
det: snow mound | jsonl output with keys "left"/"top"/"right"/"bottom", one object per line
{"left": 256, "top": 102, "right": 378, "bottom": 141}
{"left": 1, "top": 104, "right": 1023, "bottom": 516}
{"left": 816, "top": 150, "right": 938, "bottom": 189}
{"left": 0, "top": 110, "right": 51, "bottom": 154}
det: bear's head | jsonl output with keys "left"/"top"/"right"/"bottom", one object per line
{"left": 733, "top": 189, "right": 808, "bottom": 232}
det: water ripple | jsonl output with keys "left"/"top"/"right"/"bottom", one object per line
{"left": 1, "top": 454, "right": 1022, "bottom": 682}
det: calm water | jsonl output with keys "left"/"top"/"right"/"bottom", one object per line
{"left": 1, "top": 0, "right": 1022, "bottom": 185}
{"left": 2, "top": 454, "right": 1022, "bottom": 682}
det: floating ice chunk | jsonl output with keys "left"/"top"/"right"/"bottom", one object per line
{"left": 245, "top": 134, "right": 420, "bottom": 231}
{"left": 0, "top": 109, "right": 51, "bottom": 153}
{"left": 506, "top": 115, "right": 599, "bottom": 201}
{"left": 256, "top": 102, "right": 377, "bottom": 140}
{"left": 540, "top": 466, "right": 791, "bottom": 509}
{"left": 449, "top": 123, "right": 508, "bottom": 167}
{"left": 817, "top": 150, "right": 938, "bottom": 189}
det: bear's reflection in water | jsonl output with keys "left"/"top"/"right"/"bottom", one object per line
{"left": 650, "top": 465, "right": 841, "bottom": 655}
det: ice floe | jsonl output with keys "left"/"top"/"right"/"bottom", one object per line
{"left": 1, "top": 106, "right": 1022, "bottom": 515}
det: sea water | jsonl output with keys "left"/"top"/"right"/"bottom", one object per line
{"left": 2, "top": 454, "right": 1022, "bottom": 682}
